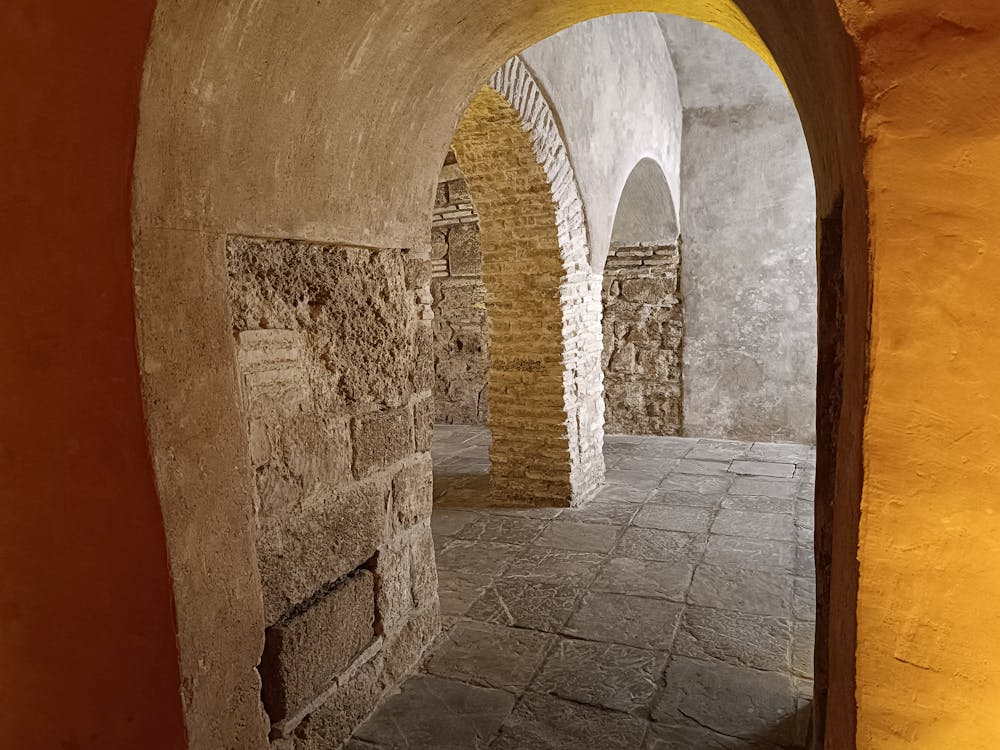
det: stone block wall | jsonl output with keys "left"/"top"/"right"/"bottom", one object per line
{"left": 430, "top": 158, "right": 490, "bottom": 425}
{"left": 227, "top": 236, "right": 439, "bottom": 748}
{"left": 602, "top": 243, "right": 684, "bottom": 436}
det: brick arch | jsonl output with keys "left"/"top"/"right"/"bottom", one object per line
{"left": 450, "top": 57, "right": 605, "bottom": 506}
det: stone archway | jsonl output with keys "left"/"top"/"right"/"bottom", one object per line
{"left": 603, "top": 157, "right": 684, "bottom": 437}
{"left": 450, "top": 56, "right": 605, "bottom": 508}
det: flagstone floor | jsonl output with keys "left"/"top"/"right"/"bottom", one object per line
{"left": 349, "top": 426, "right": 816, "bottom": 749}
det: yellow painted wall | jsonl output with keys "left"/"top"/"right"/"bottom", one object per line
{"left": 842, "top": 1, "right": 1000, "bottom": 747}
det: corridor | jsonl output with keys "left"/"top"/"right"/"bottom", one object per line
{"left": 349, "top": 426, "right": 816, "bottom": 749}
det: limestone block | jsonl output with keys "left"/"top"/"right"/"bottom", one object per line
{"left": 409, "top": 524, "right": 439, "bottom": 611}
{"left": 391, "top": 456, "right": 433, "bottom": 531}
{"left": 413, "top": 397, "right": 433, "bottom": 451}
{"left": 447, "top": 177, "right": 472, "bottom": 204}
{"left": 403, "top": 253, "right": 432, "bottom": 291}
{"left": 431, "top": 229, "right": 448, "bottom": 260}
{"left": 351, "top": 407, "right": 414, "bottom": 478}
{"left": 447, "top": 225, "right": 482, "bottom": 276}
{"left": 260, "top": 570, "right": 376, "bottom": 722}
{"left": 257, "top": 479, "right": 389, "bottom": 624}
{"left": 620, "top": 277, "right": 675, "bottom": 305}
{"left": 413, "top": 323, "right": 434, "bottom": 394}
{"left": 382, "top": 605, "right": 440, "bottom": 684}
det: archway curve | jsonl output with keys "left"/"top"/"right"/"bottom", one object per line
{"left": 610, "top": 156, "right": 681, "bottom": 247}
{"left": 451, "top": 56, "right": 605, "bottom": 506}
{"left": 132, "top": 3, "right": 866, "bottom": 749}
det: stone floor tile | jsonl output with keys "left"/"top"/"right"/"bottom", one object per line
{"left": 466, "top": 579, "right": 584, "bottom": 632}
{"left": 533, "top": 520, "right": 620, "bottom": 553}
{"left": 689, "top": 565, "right": 792, "bottom": 617}
{"left": 454, "top": 514, "right": 549, "bottom": 545}
{"left": 674, "top": 458, "right": 731, "bottom": 476}
{"left": 794, "top": 466, "right": 816, "bottom": 483}
{"left": 490, "top": 505, "right": 565, "bottom": 520}
{"left": 652, "top": 657, "right": 798, "bottom": 746}
{"left": 614, "top": 456, "right": 680, "bottom": 474}
{"left": 685, "top": 439, "right": 752, "bottom": 463}
{"left": 728, "top": 460, "right": 796, "bottom": 478}
{"left": 643, "top": 723, "right": 785, "bottom": 749}
{"left": 424, "top": 620, "right": 554, "bottom": 691}
{"left": 794, "top": 499, "right": 815, "bottom": 526}
{"left": 616, "top": 527, "right": 707, "bottom": 563}
{"left": 711, "top": 509, "right": 795, "bottom": 542}
{"left": 594, "top": 483, "right": 653, "bottom": 504}
{"left": 605, "top": 468, "right": 664, "bottom": 490}
{"left": 721, "top": 495, "right": 794, "bottom": 514}
{"left": 434, "top": 487, "right": 493, "bottom": 508}
{"left": 792, "top": 576, "right": 816, "bottom": 622}
{"left": 558, "top": 500, "right": 638, "bottom": 526}
{"left": 703, "top": 535, "right": 795, "bottom": 572}
{"left": 437, "top": 569, "right": 493, "bottom": 617}
{"left": 748, "top": 442, "right": 812, "bottom": 464}
{"left": 632, "top": 505, "right": 715, "bottom": 534}
{"left": 352, "top": 674, "right": 515, "bottom": 750}
{"left": 492, "top": 692, "right": 648, "bottom": 750}
{"left": 792, "top": 622, "right": 815, "bottom": 679}
{"left": 728, "top": 476, "right": 800, "bottom": 499}
{"left": 659, "top": 473, "right": 732, "bottom": 495}
{"left": 647, "top": 489, "right": 725, "bottom": 508}
{"left": 431, "top": 508, "right": 480, "bottom": 537}
{"left": 502, "top": 547, "right": 605, "bottom": 587}
{"left": 531, "top": 637, "right": 666, "bottom": 714}
{"left": 563, "top": 591, "right": 684, "bottom": 650}
{"left": 591, "top": 557, "right": 694, "bottom": 602}
{"left": 435, "top": 540, "right": 522, "bottom": 577}
{"left": 673, "top": 605, "right": 792, "bottom": 672}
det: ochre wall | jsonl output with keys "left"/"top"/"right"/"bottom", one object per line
{"left": 0, "top": 2, "right": 186, "bottom": 749}
{"left": 842, "top": 2, "right": 1000, "bottom": 747}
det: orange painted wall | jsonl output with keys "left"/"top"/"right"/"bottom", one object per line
{"left": 0, "top": 3, "right": 186, "bottom": 749}
{"left": 844, "top": 1, "right": 1000, "bottom": 747}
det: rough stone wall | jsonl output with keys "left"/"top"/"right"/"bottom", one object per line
{"left": 430, "top": 160, "right": 489, "bottom": 425}
{"left": 450, "top": 57, "right": 604, "bottom": 506}
{"left": 226, "top": 236, "right": 439, "bottom": 748}
{"left": 602, "top": 243, "right": 684, "bottom": 436}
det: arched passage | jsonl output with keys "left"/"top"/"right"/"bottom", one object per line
{"left": 603, "top": 157, "right": 684, "bottom": 436}
{"left": 451, "top": 57, "right": 605, "bottom": 507}
{"left": 128, "top": 5, "right": 863, "bottom": 748}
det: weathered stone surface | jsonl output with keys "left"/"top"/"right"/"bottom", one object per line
{"left": 685, "top": 439, "right": 752, "bottom": 463}
{"left": 454, "top": 514, "right": 548, "bottom": 545}
{"left": 261, "top": 570, "right": 375, "bottom": 722}
{"left": 436, "top": 570, "right": 492, "bottom": 618}
{"left": 703, "top": 535, "right": 795, "bottom": 571}
{"left": 616, "top": 527, "right": 706, "bottom": 563}
{"left": 256, "top": 480, "right": 388, "bottom": 624}
{"left": 712, "top": 509, "right": 796, "bottom": 542}
{"left": 591, "top": 557, "right": 694, "bottom": 602}
{"left": 532, "top": 637, "right": 665, "bottom": 713}
{"left": 424, "top": 621, "right": 553, "bottom": 691}
{"left": 659, "top": 473, "right": 732, "bottom": 495}
{"left": 290, "top": 653, "right": 388, "bottom": 750}
{"left": 430, "top": 508, "right": 478, "bottom": 537}
{"left": 652, "top": 658, "right": 798, "bottom": 746}
{"left": 674, "top": 605, "right": 792, "bottom": 672}
{"left": 391, "top": 456, "right": 433, "bottom": 531}
{"left": 446, "top": 224, "right": 483, "bottom": 277}
{"left": 353, "top": 675, "right": 514, "bottom": 750}
{"left": 413, "top": 397, "right": 434, "bottom": 451}
{"left": 729, "top": 460, "right": 796, "bottom": 478}
{"left": 644, "top": 723, "right": 784, "bottom": 749}
{"left": 722, "top": 494, "right": 794, "bottom": 514}
{"left": 352, "top": 407, "right": 414, "bottom": 478}
{"left": 689, "top": 565, "right": 792, "bottom": 617}
{"left": 434, "top": 540, "right": 520, "bottom": 577}
{"left": 466, "top": 579, "right": 584, "bottom": 632}
{"left": 502, "top": 548, "right": 604, "bottom": 587}
{"left": 792, "top": 621, "right": 815, "bottom": 679}
{"left": 557, "top": 500, "right": 638, "bottom": 526}
{"left": 604, "top": 468, "right": 663, "bottom": 490}
{"left": 675, "top": 458, "right": 730, "bottom": 476}
{"left": 563, "top": 591, "right": 683, "bottom": 650}
{"left": 533, "top": 520, "right": 619, "bottom": 553}
{"left": 492, "top": 693, "right": 647, "bottom": 750}
{"left": 793, "top": 576, "right": 817, "bottom": 622}
{"left": 633, "top": 504, "right": 714, "bottom": 534}
{"left": 647, "top": 488, "right": 724, "bottom": 508}
{"left": 729, "top": 476, "right": 800, "bottom": 499}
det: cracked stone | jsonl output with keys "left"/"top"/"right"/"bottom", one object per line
{"left": 352, "top": 674, "right": 514, "bottom": 749}
{"left": 704, "top": 535, "right": 795, "bottom": 571}
{"left": 728, "top": 460, "right": 796, "bottom": 478}
{"left": 435, "top": 540, "right": 521, "bottom": 577}
{"left": 533, "top": 520, "right": 620, "bottom": 553}
{"left": 659, "top": 473, "right": 732, "bottom": 495}
{"left": 492, "top": 693, "right": 647, "bottom": 750}
{"left": 424, "top": 620, "right": 553, "bottom": 691}
{"left": 728, "top": 476, "right": 800, "bottom": 499}
{"left": 563, "top": 591, "right": 684, "bottom": 650}
{"left": 437, "top": 569, "right": 492, "bottom": 617}
{"left": 558, "top": 500, "right": 638, "bottom": 525}
{"left": 689, "top": 565, "right": 792, "bottom": 617}
{"left": 454, "top": 514, "right": 549, "bottom": 545}
{"left": 673, "top": 605, "right": 792, "bottom": 672}
{"left": 792, "top": 577, "right": 816, "bottom": 622}
{"left": 792, "top": 621, "right": 815, "bottom": 679}
{"left": 591, "top": 557, "right": 694, "bottom": 601}
{"left": 711, "top": 509, "right": 795, "bottom": 542}
{"left": 616, "top": 527, "right": 707, "bottom": 563}
{"left": 502, "top": 547, "right": 604, "bottom": 587}
{"left": 466, "top": 578, "right": 584, "bottom": 632}
{"left": 431, "top": 508, "right": 479, "bottom": 537}
{"left": 531, "top": 637, "right": 666, "bottom": 714}
{"left": 633, "top": 505, "right": 714, "bottom": 534}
